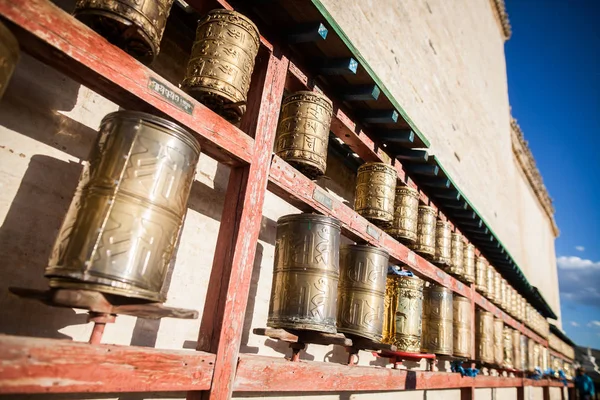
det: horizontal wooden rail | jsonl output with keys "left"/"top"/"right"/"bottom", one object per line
{"left": 0, "top": 0, "right": 254, "bottom": 165}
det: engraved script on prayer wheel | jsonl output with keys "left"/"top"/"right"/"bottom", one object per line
{"left": 46, "top": 111, "right": 201, "bottom": 301}
{"left": 74, "top": 0, "right": 174, "bottom": 64}
{"left": 449, "top": 233, "right": 464, "bottom": 276}
{"left": 475, "top": 256, "right": 488, "bottom": 295}
{"left": 421, "top": 284, "right": 453, "bottom": 355}
{"left": 476, "top": 309, "right": 494, "bottom": 363}
{"left": 0, "top": 21, "right": 19, "bottom": 100}
{"left": 182, "top": 9, "right": 260, "bottom": 122}
{"left": 493, "top": 317, "right": 504, "bottom": 365}
{"left": 462, "top": 243, "right": 475, "bottom": 283}
{"left": 354, "top": 162, "right": 397, "bottom": 226}
{"left": 453, "top": 296, "right": 472, "bottom": 358}
{"left": 267, "top": 214, "right": 341, "bottom": 333}
{"left": 384, "top": 275, "right": 424, "bottom": 353}
{"left": 337, "top": 245, "right": 389, "bottom": 341}
{"left": 387, "top": 185, "right": 419, "bottom": 243}
{"left": 502, "top": 326, "right": 514, "bottom": 369}
{"left": 413, "top": 206, "right": 436, "bottom": 257}
{"left": 433, "top": 220, "right": 452, "bottom": 267}
{"left": 275, "top": 91, "right": 333, "bottom": 179}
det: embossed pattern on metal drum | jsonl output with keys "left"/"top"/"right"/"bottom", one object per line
{"left": 387, "top": 185, "right": 419, "bottom": 243}
{"left": 521, "top": 335, "right": 528, "bottom": 371}
{"left": 433, "top": 220, "right": 451, "bottom": 267}
{"left": 274, "top": 91, "right": 333, "bottom": 179}
{"left": 487, "top": 265, "right": 496, "bottom": 303}
{"left": 476, "top": 310, "right": 494, "bottom": 363}
{"left": 267, "top": 214, "right": 341, "bottom": 333}
{"left": 354, "top": 162, "right": 397, "bottom": 226}
{"left": 421, "top": 284, "right": 453, "bottom": 355}
{"left": 382, "top": 276, "right": 397, "bottom": 345}
{"left": 384, "top": 275, "right": 424, "bottom": 353}
{"left": 413, "top": 206, "right": 436, "bottom": 257}
{"left": 493, "top": 318, "right": 504, "bottom": 366}
{"left": 0, "top": 21, "right": 19, "bottom": 100}
{"left": 500, "top": 278, "right": 508, "bottom": 310}
{"left": 462, "top": 243, "right": 476, "bottom": 283}
{"left": 453, "top": 296, "right": 471, "bottom": 358}
{"left": 541, "top": 346, "right": 549, "bottom": 371}
{"left": 337, "top": 245, "right": 389, "bottom": 341}
{"left": 182, "top": 9, "right": 259, "bottom": 122}
{"left": 494, "top": 270, "right": 502, "bottom": 306}
{"left": 74, "top": 0, "right": 174, "bottom": 63}
{"left": 528, "top": 337, "right": 536, "bottom": 371}
{"left": 449, "top": 233, "right": 464, "bottom": 277}
{"left": 513, "top": 329, "right": 522, "bottom": 370}
{"left": 46, "top": 111, "right": 201, "bottom": 301}
{"left": 475, "top": 256, "right": 488, "bottom": 295}
{"left": 502, "top": 326, "right": 514, "bottom": 369}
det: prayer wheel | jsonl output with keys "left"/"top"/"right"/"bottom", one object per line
{"left": 387, "top": 185, "right": 419, "bottom": 243}
{"left": 502, "top": 326, "right": 513, "bottom": 369}
{"left": 383, "top": 274, "right": 424, "bottom": 353}
{"left": 73, "top": 0, "right": 174, "bottom": 64}
{"left": 532, "top": 343, "right": 541, "bottom": 371}
{"left": 475, "top": 256, "right": 488, "bottom": 295}
{"left": 494, "top": 270, "right": 502, "bottom": 306}
{"left": 433, "top": 220, "right": 452, "bottom": 267}
{"left": 449, "top": 233, "right": 464, "bottom": 276}
{"left": 552, "top": 356, "right": 561, "bottom": 377}
{"left": 528, "top": 338, "right": 537, "bottom": 371}
{"left": 476, "top": 309, "right": 494, "bottom": 363}
{"left": 46, "top": 111, "right": 201, "bottom": 301}
{"left": 487, "top": 265, "right": 496, "bottom": 303}
{"left": 493, "top": 317, "right": 504, "bottom": 366}
{"left": 337, "top": 245, "right": 389, "bottom": 341}
{"left": 421, "top": 284, "right": 453, "bottom": 355}
{"left": 500, "top": 278, "right": 508, "bottom": 310}
{"left": 541, "top": 346, "right": 549, "bottom": 371}
{"left": 413, "top": 206, "right": 437, "bottom": 257}
{"left": 182, "top": 9, "right": 260, "bottom": 122}
{"left": 0, "top": 21, "right": 19, "bottom": 99}
{"left": 521, "top": 335, "right": 529, "bottom": 371}
{"left": 513, "top": 329, "right": 522, "bottom": 370}
{"left": 462, "top": 243, "right": 476, "bottom": 283}
{"left": 268, "top": 213, "right": 341, "bottom": 333}
{"left": 354, "top": 162, "right": 397, "bottom": 226}
{"left": 274, "top": 91, "right": 333, "bottom": 179}
{"left": 453, "top": 296, "right": 472, "bottom": 358}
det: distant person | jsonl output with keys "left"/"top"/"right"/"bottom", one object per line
{"left": 575, "top": 367, "right": 595, "bottom": 400}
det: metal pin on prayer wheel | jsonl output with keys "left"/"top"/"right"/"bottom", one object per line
{"left": 385, "top": 274, "right": 425, "bottom": 353}
{"left": 46, "top": 111, "right": 201, "bottom": 301}
{"left": 182, "top": 9, "right": 260, "bottom": 122}
{"left": 354, "top": 162, "right": 397, "bottom": 226}
{"left": 433, "top": 220, "right": 452, "bottom": 267}
{"left": 413, "top": 206, "right": 437, "bottom": 257}
{"left": 493, "top": 317, "right": 504, "bottom": 366}
{"left": 475, "top": 256, "right": 488, "bottom": 295}
{"left": 73, "top": 0, "right": 174, "bottom": 64}
{"left": 387, "top": 185, "right": 419, "bottom": 243}
{"left": 502, "top": 326, "right": 514, "bottom": 369}
{"left": 476, "top": 309, "right": 494, "bottom": 363}
{"left": 449, "top": 233, "right": 464, "bottom": 276}
{"left": 337, "top": 245, "right": 389, "bottom": 341}
{"left": 453, "top": 296, "right": 472, "bottom": 358}
{"left": 274, "top": 91, "right": 333, "bottom": 179}
{"left": 0, "top": 21, "right": 19, "bottom": 100}
{"left": 421, "top": 284, "right": 453, "bottom": 355}
{"left": 267, "top": 213, "right": 341, "bottom": 333}
{"left": 462, "top": 243, "right": 475, "bottom": 284}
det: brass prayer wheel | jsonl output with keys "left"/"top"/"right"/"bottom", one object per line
{"left": 73, "top": 0, "right": 174, "bottom": 64}
{"left": 541, "top": 346, "right": 549, "bottom": 371}
{"left": 500, "top": 278, "right": 508, "bottom": 310}
{"left": 337, "top": 245, "right": 389, "bottom": 341}
{"left": 462, "top": 243, "right": 476, "bottom": 283}
{"left": 354, "top": 162, "right": 397, "bottom": 226}
{"left": 528, "top": 337, "right": 536, "bottom": 371}
{"left": 274, "top": 91, "right": 333, "bottom": 179}
{"left": 413, "top": 205, "right": 437, "bottom": 257}
{"left": 532, "top": 343, "right": 541, "bottom": 370}
{"left": 476, "top": 309, "right": 494, "bottom": 363}
{"left": 388, "top": 185, "right": 419, "bottom": 243}
{"left": 502, "top": 326, "right": 514, "bottom": 369}
{"left": 268, "top": 214, "right": 341, "bottom": 333}
{"left": 182, "top": 9, "right": 260, "bottom": 122}
{"left": 487, "top": 265, "right": 496, "bottom": 302}
{"left": 383, "top": 274, "right": 424, "bottom": 353}
{"left": 513, "top": 330, "right": 522, "bottom": 370}
{"left": 433, "top": 220, "right": 451, "bottom": 267}
{"left": 552, "top": 356, "right": 561, "bottom": 377}
{"left": 46, "top": 111, "right": 201, "bottom": 301}
{"left": 449, "top": 233, "right": 464, "bottom": 276}
{"left": 475, "top": 256, "right": 488, "bottom": 295}
{"left": 521, "top": 335, "right": 528, "bottom": 371}
{"left": 493, "top": 317, "right": 504, "bottom": 365}
{"left": 421, "top": 284, "right": 453, "bottom": 355}
{"left": 494, "top": 270, "right": 502, "bottom": 305}
{"left": 0, "top": 21, "right": 19, "bottom": 99}
{"left": 453, "top": 296, "right": 472, "bottom": 358}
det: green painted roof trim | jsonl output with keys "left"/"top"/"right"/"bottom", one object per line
{"left": 311, "top": 0, "right": 430, "bottom": 148}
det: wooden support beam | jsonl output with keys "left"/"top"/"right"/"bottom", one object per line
{"left": 444, "top": 201, "right": 469, "bottom": 210}
{"left": 395, "top": 149, "right": 429, "bottom": 163}
{"left": 361, "top": 109, "right": 399, "bottom": 124}
{"left": 340, "top": 84, "right": 381, "bottom": 101}
{"left": 407, "top": 164, "right": 440, "bottom": 176}
{"left": 454, "top": 211, "right": 477, "bottom": 220}
{"left": 379, "top": 129, "right": 416, "bottom": 144}
{"left": 461, "top": 219, "right": 484, "bottom": 228}
{"left": 421, "top": 178, "right": 451, "bottom": 188}
{"left": 432, "top": 189, "right": 462, "bottom": 201}
{"left": 318, "top": 57, "right": 358, "bottom": 75}
{"left": 287, "top": 22, "right": 328, "bottom": 43}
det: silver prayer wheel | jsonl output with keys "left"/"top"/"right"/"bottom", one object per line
{"left": 413, "top": 205, "right": 436, "bottom": 257}
{"left": 433, "top": 220, "right": 452, "bottom": 267}
{"left": 503, "top": 326, "right": 514, "bottom": 369}
{"left": 476, "top": 309, "right": 494, "bottom": 363}
{"left": 475, "top": 256, "right": 488, "bottom": 295}
{"left": 268, "top": 214, "right": 341, "bottom": 333}
{"left": 337, "top": 245, "right": 389, "bottom": 341}
{"left": 274, "top": 91, "right": 333, "bottom": 179}
{"left": 462, "top": 243, "right": 476, "bottom": 283}
{"left": 74, "top": 0, "right": 174, "bottom": 64}
{"left": 182, "top": 9, "right": 260, "bottom": 122}
{"left": 383, "top": 274, "right": 424, "bottom": 353}
{"left": 421, "top": 284, "right": 453, "bottom": 355}
{"left": 354, "top": 162, "right": 397, "bottom": 226}
{"left": 387, "top": 185, "right": 419, "bottom": 243}
{"left": 47, "top": 111, "right": 201, "bottom": 301}
{"left": 453, "top": 296, "right": 472, "bottom": 358}
{"left": 449, "top": 233, "right": 464, "bottom": 276}
{"left": 493, "top": 317, "right": 504, "bottom": 366}
{"left": 0, "top": 21, "right": 19, "bottom": 99}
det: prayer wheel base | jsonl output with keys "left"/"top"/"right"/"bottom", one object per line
{"left": 185, "top": 87, "right": 245, "bottom": 123}
{"left": 267, "top": 320, "right": 337, "bottom": 334}
{"left": 286, "top": 160, "right": 325, "bottom": 180}
{"left": 48, "top": 277, "right": 164, "bottom": 303}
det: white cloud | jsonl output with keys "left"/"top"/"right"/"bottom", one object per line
{"left": 558, "top": 256, "right": 600, "bottom": 307}
{"left": 576, "top": 246, "right": 585, "bottom": 252}
{"left": 570, "top": 321, "right": 580, "bottom": 327}
{"left": 588, "top": 321, "right": 600, "bottom": 327}
{"left": 557, "top": 256, "right": 600, "bottom": 270}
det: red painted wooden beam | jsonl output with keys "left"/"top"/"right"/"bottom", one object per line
{"left": 0, "top": 334, "right": 215, "bottom": 394}
{"left": 549, "top": 347, "right": 574, "bottom": 362}
{"left": 0, "top": 0, "right": 254, "bottom": 165}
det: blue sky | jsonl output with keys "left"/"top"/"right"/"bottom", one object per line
{"left": 505, "top": 0, "right": 600, "bottom": 348}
